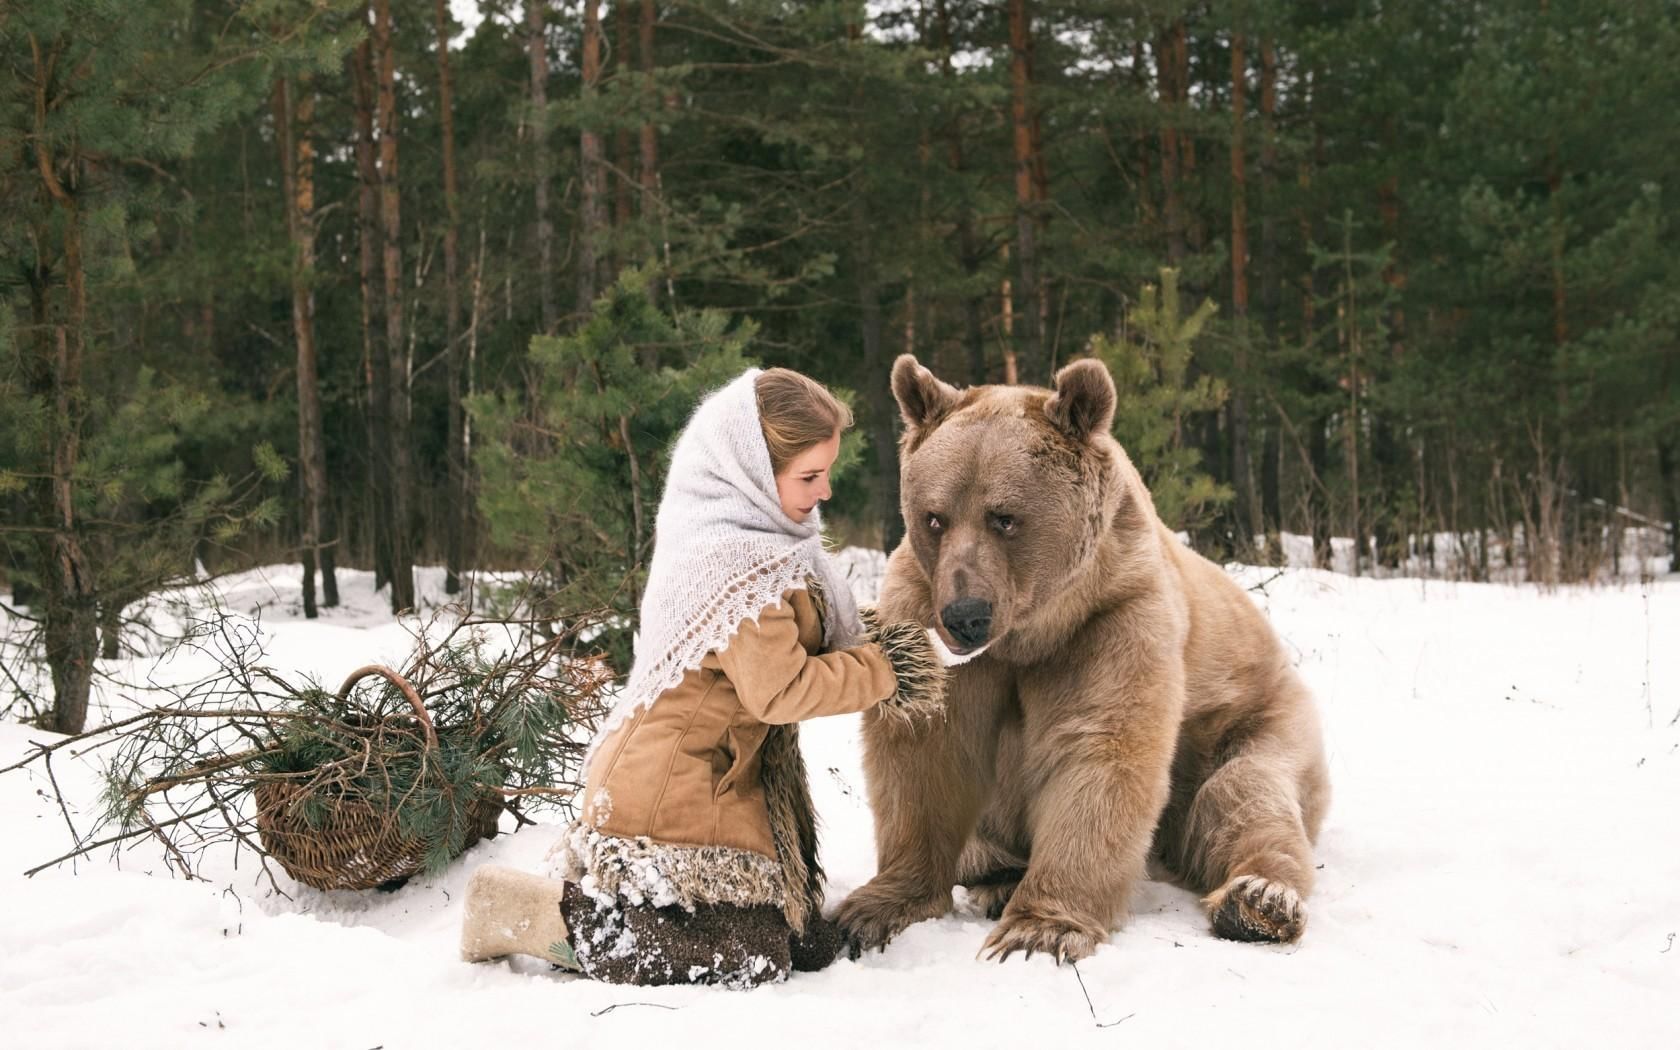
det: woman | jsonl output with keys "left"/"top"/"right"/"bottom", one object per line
{"left": 460, "top": 367, "right": 945, "bottom": 987}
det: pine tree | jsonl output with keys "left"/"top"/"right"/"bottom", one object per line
{"left": 0, "top": 0, "right": 334, "bottom": 730}
{"left": 469, "top": 270, "right": 757, "bottom": 655}
{"left": 1089, "top": 269, "right": 1230, "bottom": 532}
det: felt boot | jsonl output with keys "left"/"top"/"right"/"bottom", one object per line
{"left": 459, "top": 864, "right": 580, "bottom": 970}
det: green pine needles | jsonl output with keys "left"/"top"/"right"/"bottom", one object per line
{"left": 1090, "top": 268, "right": 1232, "bottom": 533}
{"left": 18, "top": 605, "right": 613, "bottom": 892}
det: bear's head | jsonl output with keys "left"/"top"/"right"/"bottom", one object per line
{"left": 891, "top": 354, "right": 1123, "bottom": 656}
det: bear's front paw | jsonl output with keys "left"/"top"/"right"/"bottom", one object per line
{"left": 834, "top": 881, "right": 950, "bottom": 957}
{"left": 980, "top": 903, "right": 1105, "bottom": 964}
{"left": 1204, "top": 874, "right": 1306, "bottom": 944}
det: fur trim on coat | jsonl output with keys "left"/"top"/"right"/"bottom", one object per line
{"left": 860, "top": 606, "right": 950, "bottom": 727}
{"left": 549, "top": 822, "right": 786, "bottom": 913}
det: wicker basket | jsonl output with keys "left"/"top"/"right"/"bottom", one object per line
{"left": 254, "top": 665, "right": 503, "bottom": 891}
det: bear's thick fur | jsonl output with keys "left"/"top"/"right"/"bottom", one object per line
{"left": 834, "top": 355, "right": 1330, "bottom": 962}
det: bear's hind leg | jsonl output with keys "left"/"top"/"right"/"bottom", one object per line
{"left": 957, "top": 827, "right": 1028, "bottom": 919}
{"left": 1183, "top": 753, "right": 1318, "bottom": 944}
{"left": 956, "top": 716, "right": 1031, "bottom": 920}
{"left": 962, "top": 867, "right": 1026, "bottom": 920}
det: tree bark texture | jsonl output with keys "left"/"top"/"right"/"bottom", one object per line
{"left": 274, "top": 75, "right": 338, "bottom": 616}
{"left": 29, "top": 38, "right": 98, "bottom": 734}
{"left": 373, "top": 0, "right": 416, "bottom": 612}
{"left": 578, "top": 0, "right": 607, "bottom": 317}
{"left": 1007, "top": 0, "right": 1044, "bottom": 385}
{"left": 352, "top": 31, "right": 393, "bottom": 592}
{"left": 1228, "top": 33, "right": 1258, "bottom": 544}
{"left": 436, "top": 0, "right": 468, "bottom": 595}
{"left": 1156, "top": 20, "right": 1187, "bottom": 266}
{"left": 614, "top": 0, "right": 634, "bottom": 249}
{"left": 1258, "top": 37, "right": 1281, "bottom": 537}
{"left": 528, "top": 0, "right": 558, "bottom": 332}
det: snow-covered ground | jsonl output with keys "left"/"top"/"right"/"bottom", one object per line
{"left": 3, "top": 559, "right": 1678, "bottom": 1049}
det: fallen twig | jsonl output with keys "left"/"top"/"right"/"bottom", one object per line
{"left": 1246, "top": 568, "right": 1287, "bottom": 594}
{"left": 39, "top": 748, "right": 84, "bottom": 874}
{"left": 25, "top": 803, "right": 220, "bottom": 877}
{"left": 590, "top": 1002, "right": 680, "bottom": 1017}
{"left": 1071, "top": 961, "right": 1135, "bottom": 1028}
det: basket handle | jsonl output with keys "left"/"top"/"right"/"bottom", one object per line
{"left": 336, "top": 665, "right": 438, "bottom": 750}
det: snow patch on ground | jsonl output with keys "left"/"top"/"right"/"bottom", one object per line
{"left": 2, "top": 558, "right": 1678, "bottom": 1048}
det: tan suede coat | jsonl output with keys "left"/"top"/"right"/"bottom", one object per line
{"left": 580, "top": 587, "right": 896, "bottom": 862}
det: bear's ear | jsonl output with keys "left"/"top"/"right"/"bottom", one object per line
{"left": 1044, "top": 358, "right": 1116, "bottom": 442}
{"left": 892, "top": 354, "right": 961, "bottom": 430}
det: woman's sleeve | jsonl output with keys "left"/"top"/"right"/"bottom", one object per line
{"left": 714, "top": 596, "right": 897, "bottom": 725}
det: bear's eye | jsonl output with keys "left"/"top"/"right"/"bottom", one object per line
{"left": 926, "top": 513, "right": 946, "bottom": 534}
{"left": 989, "top": 512, "right": 1018, "bottom": 536}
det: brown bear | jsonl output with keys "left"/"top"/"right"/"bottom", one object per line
{"left": 834, "top": 354, "right": 1331, "bottom": 963}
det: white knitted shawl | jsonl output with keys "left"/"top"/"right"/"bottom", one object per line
{"left": 586, "top": 368, "right": 865, "bottom": 757}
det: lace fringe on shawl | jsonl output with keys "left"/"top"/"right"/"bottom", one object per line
{"left": 584, "top": 543, "right": 833, "bottom": 769}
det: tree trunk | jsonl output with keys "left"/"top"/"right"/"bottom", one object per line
{"left": 1658, "top": 435, "right": 1680, "bottom": 568}
{"left": 999, "top": 245, "right": 1018, "bottom": 383}
{"left": 352, "top": 31, "right": 392, "bottom": 592}
{"left": 297, "top": 81, "right": 339, "bottom": 609}
{"left": 1310, "top": 408, "right": 1331, "bottom": 568}
{"left": 38, "top": 319, "right": 98, "bottom": 736}
{"left": 1339, "top": 212, "right": 1362, "bottom": 576}
{"left": 1373, "top": 167, "right": 1408, "bottom": 569}
{"left": 578, "top": 0, "right": 607, "bottom": 316}
{"left": 613, "top": 0, "right": 635, "bottom": 255}
{"left": 861, "top": 267, "right": 901, "bottom": 551}
{"left": 1300, "top": 69, "right": 1325, "bottom": 561}
{"left": 460, "top": 217, "right": 490, "bottom": 606}
{"left": 30, "top": 310, "right": 96, "bottom": 734}
{"left": 1261, "top": 425, "right": 1281, "bottom": 539}
{"left": 274, "top": 76, "right": 336, "bottom": 616}
{"left": 1228, "top": 32, "right": 1258, "bottom": 548}
{"left": 932, "top": 0, "right": 986, "bottom": 384}
{"left": 528, "top": 0, "right": 558, "bottom": 333}
{"left": 619, "top": 413, "right": 646, "bottom": 600}
{"left": 436, "top": 0, "right": 467, "bottom": 596}
{"left": 960, "top": 238, "right": 986, "bottom": 385}
{"left": 639, "top": 0, "right": 659, "bottom": 206}
{"left": 1258, "top": 37, "right": 1281, "bottom": 535}
{"left": 23, "top": 305, "right": 98, "bottom": 733}
{"left": 1174, "top": 24, "right": 1202, "bottom": 257}
{"left": 272, "top": 76, "right": 312, "bottom": 620}
{"left": 1131, "top": 41, "right": 1155, "bottom": 228}
{"left": 1006, "top": 0, "right": 1044, "bottom": 385}
{"left": 1258, "top": 37, "right": 1279, "bottom": 342}
{"left": 639, "top": 0, "right": 660, "bottom": 294}
{"left": 1547, "top": 161, "right": 1567, "bottom": 350}
{"left": 1156, "top": 21, "right": 1187, "bottom": 265}
{"left": 29, "top": 41, "right": 99, "bottom": 734}
{"left": 373, "top": 0, "right": 415, "bottom": 613}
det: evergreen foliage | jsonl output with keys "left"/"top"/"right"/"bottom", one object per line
{"left": 471, "top": 271, "right": 747, "bottom": 661}
{"left": 3, "top": 0, "right": 1679, "bottom": 730}
{"left": 61, "top": 609, "right": 612, "bottom": 886}
{"left": 1091, "top": 269, "right": 1229, "bottom": 532}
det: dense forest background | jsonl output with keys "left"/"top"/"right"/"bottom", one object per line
{"left": 4, "top": 1, "right": 1679, "bottom": 731}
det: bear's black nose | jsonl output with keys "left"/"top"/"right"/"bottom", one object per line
{"left": 940, "top": 598, "right": 993, "bottom": 649}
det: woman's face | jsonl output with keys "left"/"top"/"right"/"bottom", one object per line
{"left": 775, "top": 430, "right": 841, "bottom": 524}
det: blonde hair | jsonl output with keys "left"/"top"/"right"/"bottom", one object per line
{"left": 755, "top": 368, "right": 853, "bottom": 474}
